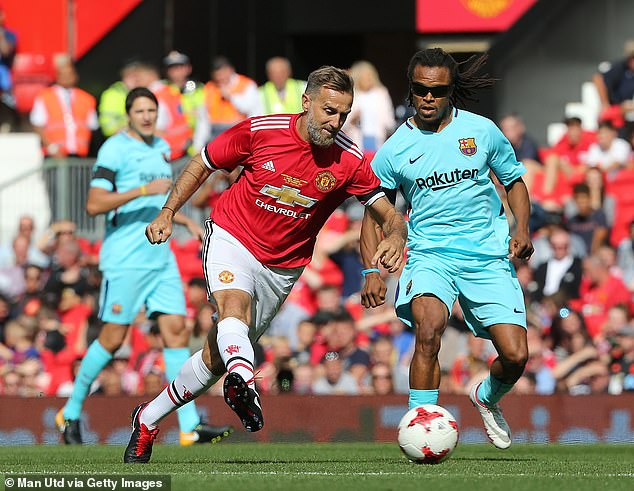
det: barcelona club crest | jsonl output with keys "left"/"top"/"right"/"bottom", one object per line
{"left": 315, "top": 171, "right": 337, "bottom": 192}
{"left": 459, "top": 138, "right": 477, "bottom": 156}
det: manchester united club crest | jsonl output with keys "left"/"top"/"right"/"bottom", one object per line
{"left": 218, "top": 270, "right": 235, "bottom": 284}
{"left": 459, "top": 138, "right": 477, "bottom": 156}
{"left": 315, "top": 171, "right": 337, "bottom": 192}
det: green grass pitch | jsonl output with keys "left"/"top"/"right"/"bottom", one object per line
{"left": 1, "top": 443, "right": 633, "bottom": 491}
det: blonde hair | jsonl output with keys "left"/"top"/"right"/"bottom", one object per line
{"left": 350, "top": 60, "right": 382, "bottom": 90}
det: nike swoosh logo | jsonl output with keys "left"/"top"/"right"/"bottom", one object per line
{"left": 513, "top": 308, "right": 523, "bottom": 314}
{"left": 409, "top": 154, "right": 424, "bottom": 164}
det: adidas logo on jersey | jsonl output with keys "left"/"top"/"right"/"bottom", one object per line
{"left": 262, "top": 160, "right": 276, "bottom": 172}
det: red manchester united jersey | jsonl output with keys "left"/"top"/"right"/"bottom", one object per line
{"left": 201, "top": 113, "right": 382, "bottom": 268}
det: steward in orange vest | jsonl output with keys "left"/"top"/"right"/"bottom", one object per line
{"left": 30, "top": 63, "right": 97, "bottom": 157}
{"left": 204, "top": 56, "right": 262, "bottom": 128}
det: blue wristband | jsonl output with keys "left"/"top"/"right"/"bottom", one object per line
{"left": 361, "top": 268, "right": 380, "bottom": 277}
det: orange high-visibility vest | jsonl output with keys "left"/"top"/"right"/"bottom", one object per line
{"left": 40, "top": 87, "right": 95, "bottom": 157}
{"left": 153, "top": 84, "right": 193, "bottom": 160}
{"left": 204, "top": 74, "right": 254, "bottom": 125}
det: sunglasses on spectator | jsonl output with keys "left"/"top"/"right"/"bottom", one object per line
{"left": 411, "top": 82, "right": 452, "bottom": 99}
{"left": 372, "top": 373, "right": 392, "bottom": 380}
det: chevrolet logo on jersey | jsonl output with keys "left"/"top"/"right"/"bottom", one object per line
{"left": 259, "top": 185, "right": 318, "bottom": 208}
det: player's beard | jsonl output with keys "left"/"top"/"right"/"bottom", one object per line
{"left": 306, "top": 112, "right": 336, "bottom": 147}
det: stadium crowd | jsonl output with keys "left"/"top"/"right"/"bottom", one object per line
{"left": 1, "top": 33, "right": 634, "bottom": 400}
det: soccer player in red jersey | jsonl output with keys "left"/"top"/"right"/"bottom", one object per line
{"left": 124, "top": 66, "right": 407, "bottom": 463}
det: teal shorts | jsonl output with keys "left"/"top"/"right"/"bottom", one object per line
{"left": 395, "top": 250, "right": 526, "bottom": 339}
{"left": 98, "top": 254, "right": 186, "bottom": 324}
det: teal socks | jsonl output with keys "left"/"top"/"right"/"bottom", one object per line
{"left": 63, "top": 341, "right": 112, "bottom": 420}
{"left": 408, "top": 389, "right": 439, "bottom": 409}
{"left": 476, "top": 374, "right": 514, "bottom": 406}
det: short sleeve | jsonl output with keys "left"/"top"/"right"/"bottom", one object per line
{"left": 370, "top": 145, "right": 399, "bottom": 190}
{"left": 91, "top": 140, "right": 121, "bottom": 191}
{"left": 487, "top": 121, "right": 526, "bottom": 186}
{"left": 345, "top": 155, "right": 382, "bottom": 205}
{"left": 201, "top": 119, "right": 252, "bottom": 171}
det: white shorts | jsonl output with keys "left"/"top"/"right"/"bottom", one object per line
{"left": 202, "top": 220, "right": 304, "bottom": 341}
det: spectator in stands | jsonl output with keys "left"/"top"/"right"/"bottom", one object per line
{"left": 370, "top": 362, "right": 394, "bottom": 395}
{"left": 98, "top": 60, "right": 142, "bottom": 138}
{"left": 607, "top": 323, "right": 634, "bottom": 393}
{"left": 499, "top": 113, "right": 541, "bottom": 190}
{"left": 204, "top": 56, "right": 261, "bottom": 139}
{"left": 0, "top": 235, "right": 33, "bottom": 299}
{"left": 312, "top": 351, "right": 359, "bottom": 395}
{"left": 322, "top": 202, "right": 365, "bottom": 298}
{"left": 521, "top": 324, "right": 556, "bottom": 395}
{"left": 564, "top": 167, "right": 615, "bottom": 228}
{"left": 0, "top": 3, "right": 17, "bottom": 127}
{"left": 259, "top": 56, "right": 305, "bottom": 115}
{"left": 324, "top": 308, "right": 370, "bottom": 387}
{"left": 550, "top": 308, "right": 608, "bottom": 395}
{"left": 582, "top": 121, "right": 631, "bottom": 177}
{"left": 595, "top": 304, "right": 629, "bottom": 357}
{"left": 593, "top": 40, "right": 634, "bottom": 136}
{"left": 617, "top": 220, "right": 634, "bottom": 290}
{"left": 0, "top": 293, "right": 11, "bottom": 343}
{"left": 42, "top": 239, "right": 89, "bottom": 309}
{"left": 541, "top": 116, "right": 596, "bottom": 197}
{"left": 570, "top": 255, "right": 631, "bottom": 338}
{"left": 13, "top": 265, "right": 43, "bottom": 317}
{"left": 30, "top": 60, "right": 98, "bottom": 158}
{"left": 292, "top": 363, "right": 314, "bottom": 394}
{"left": 533, "top": 228, "right": 582, "bottom": 303}
{"left": 344, "top": 60, "right": 395, "bottom": 152}
{"left": 0, "top": 216, "right": 48, "bottom": 270}
{"left": 292, "top": 319, "right": 316, "bottom": 364}
{"left": 566, "top": 183, "right": 609, "bottom": 255}
{"left": 163, "top": 51, "right": 209, "bottom": 156}
{"left": 449, "top": 336, "right": 490, "bottom": 394}
{"left": 530, "top": 222, "right": 587, "bottom": 269}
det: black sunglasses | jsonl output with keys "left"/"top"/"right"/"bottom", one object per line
{"left": 410, "top": 82, "right": 452, "bottom": 99}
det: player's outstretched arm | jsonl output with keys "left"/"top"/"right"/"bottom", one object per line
{"left": 86, "top": 178, "right": 172, "bottom": 216}
{"left": 505, "top": 177, "right": 534, "bottom": 260}
{"left": 146, "top": 155, "right": 212, "bottom": 244}
{"left": 367, "top": 196, "right": 407, "bottom": 272}
{"left": 360, "top": 196, "right": 407, "bottom": 308}
{"left": 360, "top": 206, "right": 386, "bottom": 308}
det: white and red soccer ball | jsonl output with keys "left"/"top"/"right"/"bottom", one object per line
{"left": 397, "top": 404, "right": 459, "bottom": 464}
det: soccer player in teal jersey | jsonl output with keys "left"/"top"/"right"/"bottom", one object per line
{"left": 361, "top": 48, "right": 534, "bottom": 449}
{"left": 56, "top": 87, "right": 232, "bottom": 446}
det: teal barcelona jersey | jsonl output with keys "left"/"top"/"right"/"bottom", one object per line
{"left": 371, "top": 109, "right": 526, "bottom": 259}
{"left": 91, "top": 132, "right": 173, "bottom": 271}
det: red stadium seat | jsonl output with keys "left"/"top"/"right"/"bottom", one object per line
{"left": 11, "top": 53, "right": 54, "bottom": 113}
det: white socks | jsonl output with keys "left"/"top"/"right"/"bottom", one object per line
{"left": 217, "top": 317, "right": 256, "bottom": 389}
{"left": 140, "top": 350, "right": 219, "bottom": 429}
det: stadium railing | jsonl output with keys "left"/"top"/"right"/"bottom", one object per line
{"left": 0, "top": 157, "right": 203, "bottom": 243}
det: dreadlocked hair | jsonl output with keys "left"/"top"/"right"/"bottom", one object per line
{"left": 407, "top": 48, "right": 497, "bottom": 109}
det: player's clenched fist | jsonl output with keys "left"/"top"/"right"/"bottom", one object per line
{"left": 146, "top": 209, "right": 174, "bottom": 244}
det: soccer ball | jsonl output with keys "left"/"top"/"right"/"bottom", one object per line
{"left": 397, "top": 404, "right": 459, "bottom": 464}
